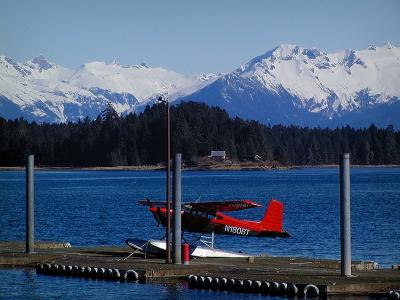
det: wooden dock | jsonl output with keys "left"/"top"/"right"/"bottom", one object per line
{"left": 1, "top": 241, "right": 399, "bottom": 298}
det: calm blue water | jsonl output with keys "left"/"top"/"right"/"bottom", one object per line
{"left": 0, "top": 168, "right": 399, "bottom": 298}
{"left": 1, "top": 268, "right": 274, "bottom": 300}
{"left": 6, "top": 268, "right": 370, "bottom": 300}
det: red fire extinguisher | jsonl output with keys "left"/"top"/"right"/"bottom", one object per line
{"left": 182, "top": 243, "right": 189, "bottom": 265}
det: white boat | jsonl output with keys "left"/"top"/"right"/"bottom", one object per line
{"left": 191, "top": 245, "right": 250, "bottom": 258}
{"left": 125, "top": 238, "right": 166, "bottom": 256}
{"left": 126, "top": 238, "right": 251, "bottom": 258}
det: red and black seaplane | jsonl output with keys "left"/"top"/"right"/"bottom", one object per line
{"left": 126, "top": 199, "right": 290, "bottom": 257}
{"left": 138, "top": 198, "right": 290, "bottom": 238}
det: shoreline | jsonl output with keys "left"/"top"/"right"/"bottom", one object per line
{"left": 1, "top": 164, "right": 400, "bottom": 171}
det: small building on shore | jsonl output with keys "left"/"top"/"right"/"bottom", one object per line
{"left": 209, "top": 151, "right": 226, "bottom": 160}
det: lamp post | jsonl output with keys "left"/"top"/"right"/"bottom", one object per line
{"left": 158, "top": 95, "right": 171, "bottom": 263}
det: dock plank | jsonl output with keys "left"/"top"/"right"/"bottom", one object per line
{"left": 1, "top": 241, "right": 399, "bottom": 296}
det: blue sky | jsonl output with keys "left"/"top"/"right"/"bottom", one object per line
{"left": 1, "top": 0, "right": 399, "bottom": 74}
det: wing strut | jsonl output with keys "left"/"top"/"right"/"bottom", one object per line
{"left": 200, "top": 231, "right": 215, "bottom": 249}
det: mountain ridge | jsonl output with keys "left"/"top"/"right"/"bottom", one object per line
{"left": 0, "top": 55, "right": 219, "bottom": 122}
{"left": 180, "top": 43, "right": 400, "bottom": 127}
{"left": 0, "top": 43, "right": 399, "bottom": 127}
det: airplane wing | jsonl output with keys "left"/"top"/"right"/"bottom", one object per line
{"left": 138, "top": 198, "right": 166, "bottom": 207}
{"left": 183, "top": 200, "right": 261, "bottom": 212}
{"left": 139, "top": 198, "right": 261, "bottom": 212}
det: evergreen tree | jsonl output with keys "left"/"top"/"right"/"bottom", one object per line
{"left": 0, "top": 101, "right": 399, "bottom": 167}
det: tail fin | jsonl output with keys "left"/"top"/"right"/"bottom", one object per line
{"left": 260, "top": 199, "right": 283, "bottom": 232}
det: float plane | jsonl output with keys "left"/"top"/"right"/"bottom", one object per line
{"left": 139, "top": 198, "right": 290, "bottom": 238}
{"left": 126, "top": 199, "right": 290, "bottom": 258}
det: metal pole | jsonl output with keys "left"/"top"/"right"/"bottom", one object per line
{"left": 166, "top": 99, "right": 171, "bottom": 263}
{"left": 26, "top": 155, "right": 34, "bottom": 254}
{"left": 172, "top": 153, "right": 182, "bottom": 264}
{"left": 340, "top": 153, "right": 351, "bottom": 277}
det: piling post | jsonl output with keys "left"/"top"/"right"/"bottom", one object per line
{"left": 26, "top": 154, "right": 34, "bottom": 254}
{"left": 172, "top": 153, "right": 182, "bottom": 264}
{"left": 340, "top": 153, "right": 351, "bottom": 277}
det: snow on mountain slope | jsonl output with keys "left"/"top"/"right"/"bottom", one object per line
{"left": 183, "top": 43, "right": 400, "bottom": 127}
{"left": 0, "top": 56, "right": 109, "bottom": 122}
{"left": 0, "top": 43, "right": 399, "bottom": 127}
{"left": 68, "top": 61, "right": 214, "bottom": 102}
{"left": 0, "top": 56, "right": 218, "bottom": 122}
{"left": 237, "top": 43, "right": 400, "bottom": 114}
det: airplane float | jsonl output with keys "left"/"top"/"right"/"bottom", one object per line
{"left": 126, "top": 198, "right": 290, "bottom": 258}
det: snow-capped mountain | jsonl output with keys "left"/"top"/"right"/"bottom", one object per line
{"left": 0, "top": 43, "right": 399, "bottom": 127}
{"left": 68, "top": 61, "right": 216, "bottom": 102}
{"left": 181, "top": 43, "right": 400, "bottom": 127}
{"left": 0, "top": 56, "right": 218, "bottom": 122}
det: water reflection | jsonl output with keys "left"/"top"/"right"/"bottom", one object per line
{"left": 0, "top": 269, "right": 380, "bottom": 300}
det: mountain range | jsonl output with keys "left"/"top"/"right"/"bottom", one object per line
{"left": 0, "top": 43, "right": 399, "bottom": 127}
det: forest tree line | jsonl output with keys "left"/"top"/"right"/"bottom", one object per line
{"left": 0, "top": 101, "right": 399, "bottom": 166}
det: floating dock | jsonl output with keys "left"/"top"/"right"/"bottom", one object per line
{"left": 1, "top": 241, "right": 399, "bottom": 298}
